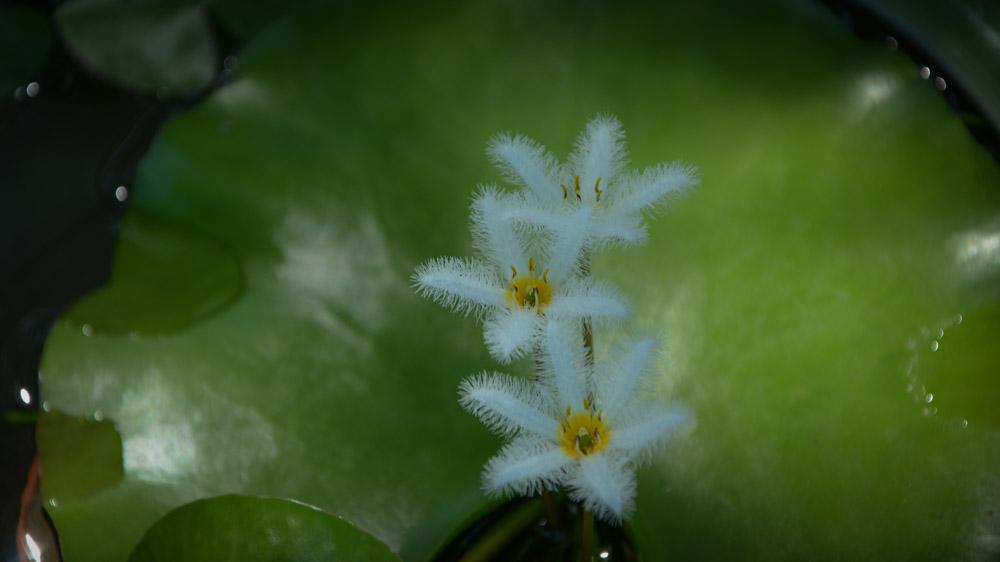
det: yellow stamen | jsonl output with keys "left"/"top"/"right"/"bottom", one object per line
{"left": 574, "top": 175, "right": 582, "bottom": 201}
{"left": 558, "top": 406, "right": 611, "bottom": 459}
{"left": 504, "top": 258, "right": 553, "bottom": 312}
{"left": 594, "top": 178, "right": 603, "bottom": 202}
{"left": 561, "top": 184, "right": 569, "bottom": 200}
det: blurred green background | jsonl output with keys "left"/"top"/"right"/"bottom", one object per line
{"left": 14, "top": 0, "right": 1000, "bottom": 560}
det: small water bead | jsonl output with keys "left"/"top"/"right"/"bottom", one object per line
{"left": 25, "top": 82, "right": 39, "bottom": 97}
{"left": 19, "top": 388, "right": 32, "bottom": 405}
{"left": 930, "top": 340, "right": 939, "bottom": 352}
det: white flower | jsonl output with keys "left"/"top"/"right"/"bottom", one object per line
{"left": 488, "top": 115, "right": 698, "bottom": 246}
{"left": 458, "top": 321, "right": 691, "bottom": 523}
{"left": 413, "top": 188, "right": 629, "bottom": 363}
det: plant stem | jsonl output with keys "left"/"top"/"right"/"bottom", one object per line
{"left": 541, "top": 490, "right": 561, "bottom": 527}
{"left": 456, "top": 499, "right": 544, "bottom": 562}
{"left": 580, "top": 508, "right": 594, "bottom": 562}
{"left": 581, "top": 254, "right": 594, "bottom": 367}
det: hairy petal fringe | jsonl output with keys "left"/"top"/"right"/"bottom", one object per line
{"left": 487, "top": 134, "right": 563, "bottom": 204}
{"left": 412, "top": 257, "right": 506, "bottom": 315}
{"left": 547, "top": 279, "right": 629, "bottom": 320}
{"left": 471, "top": 185, "right": 529, "bottom": 274}
{"left": 569, "top": 114, "right": 627, "bottom": 199}
{"left": 566, "top": 454, "right": 636, "bottom": 525}
{"left": 484, "top": 307, "right": 541, "bottom": 363}
{"left": 483, "top": 436, "right": 571, "bottom": 497}
{"left": 542, "top": 320, "right": 590, "bottom": 410}
{"left": 608, "top": 407, "right": 691, "bottom": 461}
{"left": 459, "top": 372, "right": 558, "bottom": 438}
{"left": 600, "top": 337, "right": 658, "bottom": 417}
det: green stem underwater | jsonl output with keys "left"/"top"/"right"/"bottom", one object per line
{"left": 580, "top": 508, "right": 594, "bottom": 562}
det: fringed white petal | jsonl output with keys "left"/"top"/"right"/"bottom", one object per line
{"left": 569, "top": 115, "right": 627, "bottom": 203}
{"left": 487, "top": 133, "right": 563, "bottom": 204}
{"left": 546, "top": 279, "right": 629, "bottom": 321}
{"left": 471, "top": 186, "right": 528, "bottom": 274}
{"left": 612, "top": 162, "right": 698, "bottom": 216}
{"left": 599, "top": 337, "right": 658, "bottom": 417}
{"left": 608, "top": 407, "right": 691, "bottom": 460}
{"left": 483, "top": 436, "right": 572, "bottom": 497}
{"left": 590, "top": 213, "right": 647, "bottom": 246}
{"left": 483, "top": 306, "right": 541, "bottom": 363}
{"left": 544, "top": 206, "right": 593, "bottom": 282}
{"left": 459, "top": 372, "right": 558, "bottom": 438}
{"left": 567, "top": 454, "right": 636, "bottom": 524}
{"left": 542, "top": 320, "right": 589, "bottom": 411}
{"left": 501, "top": 203, "right": 562, "bottom": 232}
{"left": 412, "top": 257, "right": 506, "bottom": 315}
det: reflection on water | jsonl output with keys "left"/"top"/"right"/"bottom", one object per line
{"left": 953, "top": 218, "right": 1000, "bottom": 280}
{"left": 121, "top": 370, "right": 278, "bottom": 487}
{"left": 850, "top": 71, "right": 902, "bottom": 116}
{"left": 274, "top": 207, "right": 401, "bottom": 340}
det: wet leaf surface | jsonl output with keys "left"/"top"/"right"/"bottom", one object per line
{"left": 128, "top": 495, "right": 399, "bottom": 562}
{"left": 38, "top": 1, "right": 1000, "bottom": 561}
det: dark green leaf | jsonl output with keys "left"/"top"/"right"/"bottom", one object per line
{"left": 128, "top": 495, "right": 399, "bottom": 562}
{"left": 55, "top": 0, "right": 217, "bottom": 96}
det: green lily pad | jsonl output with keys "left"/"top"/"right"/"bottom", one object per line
{"left": 63, "top": 210, "right": 242, "bottom": 335}
{"left": 36, "top": 410, "right": 124, "bottom": 501}
{"left": 55, "top": 0, "right": 217, "bottom": 96}
{"left": 128, "top": 495, "right": 399, "bottom": 562}
{"left": 38, "top": 1, "right": 1000, "bottom": 561}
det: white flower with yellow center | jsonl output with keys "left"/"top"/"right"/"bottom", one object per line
{"left": 458, "top": 321, "right": 690, "bottom": 522}
{"left": 413, "top": 189, "right": 628, "bottom": 363}
{"left": 488, "top": 115, "right": 698, "bottom": 246}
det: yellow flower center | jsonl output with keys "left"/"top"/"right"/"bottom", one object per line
{"left": 560, "top": 175, "right": 603, "bottom": 204}
{"left": 505, "top": 257, "right": 552, "bottom": 312}
{"left": 558, "top": 402, "right": 611, "bottom": 459}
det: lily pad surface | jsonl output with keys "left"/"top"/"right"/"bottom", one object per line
{"left": 39, "top": 1, "right": 1000, "bottom": 561}
{"left": 127, "top": 495, "right": 398, "bottom": 562}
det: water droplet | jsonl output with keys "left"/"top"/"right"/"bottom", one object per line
{"left": 42, "top": 401, "right": 51, "bottom": 412}
{"left": 961, "top": 419, "right": 969, "bottom": 429}
{"left": 48, "top": 498, "right": 58, "bottom": 508}
{"left": 25, "top": 81, "right": 39, "bottom": 97}
{"left": 94, "top": 410, "right": 104, "bottom": 422}
{"left": 919, "top": 66, "right": 931, "bottom": 79}
{"left": 884, "top": 35, "right": 898, "bottom": 49}
{"left": 19, "top": 388, "right": 31, "bottom": 405}
{"left": 930, "top": 340, "right": 939, "bottom": 352}
{"left": 955, "top": 313, "right": 963, "bottom": 325}
{"left": 925, "top": 393, "right": 934, "bottom": 403}
{"left": 937, "top": 328, "right": 945, "bottom": 339}
{"left": 599, "top": 551, "right": 610, "bottom": 560}
{"left": 115, "top": 185, "right": 129, "bottom": 202}
{"left": 81, "top": 324, "right": 94, "bottom": 337}
{"left": 934, "top": 76, "right": 947, "bottom": 91}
